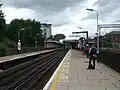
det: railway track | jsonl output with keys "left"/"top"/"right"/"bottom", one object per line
{"left": 0, "top": 49, "right": 67, "bottom": 90}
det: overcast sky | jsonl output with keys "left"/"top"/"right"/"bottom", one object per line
{"left": 1, "top": 0, "right": 120, "bottom": 39}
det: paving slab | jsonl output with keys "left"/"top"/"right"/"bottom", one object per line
{"left": 49, "top": 49, "right": 120, "bottom": 90}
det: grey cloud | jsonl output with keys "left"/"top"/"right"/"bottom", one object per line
{"left": 82, "top": 0, "right": 120, "bottom": 23}
{"left": 98, "top": 1, "right": 119, "bottom": 15}
{"left": 93, "top": 0, "right": 109, "bottom": 7}
{"left": 34, "top": 9, "right": 73, "bottom": 27}
{"left": 53, "top": 22, "right": 69, "bottom": 27}
{"left": 94, "top": 0, "right": 119, "bottom": 16}
{"left": 1, "top": 0, "right": 86, "bottom": 26}
{"left": 1, "top": 0, "right": 85, "bottom": 13}
{"left": 82, "top": 13, "right": 97, "bottom": 20}
{"left": 97, "top": 0, "right": 120, "bottom": 23}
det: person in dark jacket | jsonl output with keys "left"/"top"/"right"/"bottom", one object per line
{"left": 87, "top": 44, "right": 97, "bottom": 69}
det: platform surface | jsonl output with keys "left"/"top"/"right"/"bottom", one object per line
{"left": 51, "top": 50, "right": 120, "bottom": 90}
{"left": 0, "top": 49, "right": 55, "bottom": 63}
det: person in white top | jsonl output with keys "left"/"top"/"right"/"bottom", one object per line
{"left": 17, "top": 40, "right": 21, "bottom": 54}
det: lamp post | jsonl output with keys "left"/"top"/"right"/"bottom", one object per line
{"left": 86, "top": 8, "right": 99, "bottom": 54}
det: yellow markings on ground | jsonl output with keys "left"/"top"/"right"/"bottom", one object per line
{"left": 50, "top": 64, "right": 64, "bottom": 90}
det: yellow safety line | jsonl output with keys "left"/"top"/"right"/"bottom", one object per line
{"left": 50, "top": 64, "right": 64, "bottom": 90}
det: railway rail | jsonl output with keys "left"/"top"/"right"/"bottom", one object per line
{"left": 0, "top": 49, "right": 68, "bottom": 90}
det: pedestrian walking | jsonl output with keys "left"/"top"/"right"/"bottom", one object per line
{"left": 87, "top": 44, "right": 97, "bottom": 69}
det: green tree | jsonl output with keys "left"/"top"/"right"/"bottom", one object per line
{"left": 7, "top": 19, "right": 22, "bottom": 42}
{"left": 0, "top": 9, "right": 6, "bottom": 41}
{"left": 7, "top": 19, "right": 44, "bottom": 47}
{"left": 53, "top": 34, "right": 66, "bottom": 41}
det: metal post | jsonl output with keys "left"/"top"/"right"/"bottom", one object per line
{"left": 83, "top": 28, "right": 85, "bottom": 38}
{"left": 18, "top": 29, "right": 20, "bottom": 41}
{"left": 17, "top": 29, "right": 21, "bottom": 54}
{"left": 95, "top": 10, "right": 99, "bottom": 54}
{"left": 86, "top": 31, "right": 88, "bottom": 43}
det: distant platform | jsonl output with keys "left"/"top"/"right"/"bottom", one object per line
{"left": 0, "top": 49, "right": 56, "bottom": 63}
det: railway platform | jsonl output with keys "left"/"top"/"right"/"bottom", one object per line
{"left": 0, "top": 49, "right": 56, "bottom": 63}
{"left": 44, "top": 49, "right": 120, "bottom": 90}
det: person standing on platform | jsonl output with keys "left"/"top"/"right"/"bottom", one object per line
{"left": 87, "top": 44, "right": 97, "bottom": 69}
